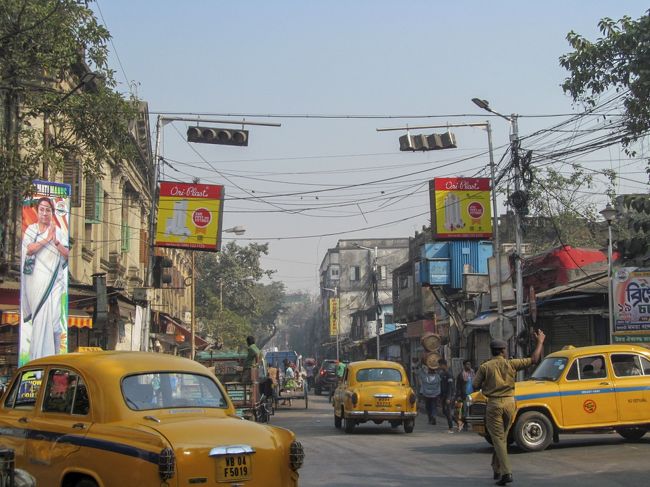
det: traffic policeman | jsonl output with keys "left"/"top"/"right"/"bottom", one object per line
{"left": 473, "top": 330, "right": 546, "bottom": 485}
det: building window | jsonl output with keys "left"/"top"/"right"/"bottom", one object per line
{"left": 63, "top": 157, "right": 82, "bottom": 207}
{"left": 121, "top": 192, "right": 130, "bottom": 253}
{"left": 350, "top": 266, "right": 360, "bottom": 281}
{"left": 399, "top": 275, "right": 409, "bottom": 289}
{"left": 330, "top": 265, "right": 340, "bottom": 280}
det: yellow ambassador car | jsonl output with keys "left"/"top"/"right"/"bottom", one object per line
{"left": 332, "top": 360, "right": 417, "bottom": 434}
{"left": 466, "top": 344, "right": 650, "bottom": 452}
{"left": 0, "top": 351, "right": 304, "bottom": 487}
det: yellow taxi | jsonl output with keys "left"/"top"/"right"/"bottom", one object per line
{"left": 332, "top": 360, "right": 417, "bottom": 434}
{"left": 466, "top": 344, "right": 650, "bottom": 451}
{"left": 0, "top": 351, "right": 304, "bottom": 486}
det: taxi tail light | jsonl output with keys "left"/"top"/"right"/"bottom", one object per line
{"left": 289, "top": 440, "right": 304, "bottom": 471}
{"left": 320, "top": 369, "right": 326, "bottom": 376}
{"left": 408, "top": 392, "right": 416, "bottom": 405}
{"left": 351, "top": 392, "right": 359, "bottom": 406}
{"left": 159, "top": 447, "right": 175, "bottom": 481}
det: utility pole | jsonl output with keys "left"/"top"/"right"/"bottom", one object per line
{"left": 190, "top": 252, "right": 196, "bottom": 360}
{"left": 372, "top": 246, "right": 380, "bottom": 359}
{"left": 510, "top": 115, "right": 524, "bottom": 362}
{"left": 486, "top": 121, "right": 504, "bottom": 324}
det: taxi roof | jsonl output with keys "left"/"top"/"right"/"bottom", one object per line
{"left": 24, "top": 351, "right": 211, "bottom": 378}
{"left": 547, "top": 344, "right": 650, "bottom": 359}
{"left": 346, "top": 359, "right": 405, "bottom": 370}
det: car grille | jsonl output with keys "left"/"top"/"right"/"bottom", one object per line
{"left": 289, "top": 441, "right": 305, "bottom": 471}
{"left": 468, "top": 403, "right": 486, "bottom": 417}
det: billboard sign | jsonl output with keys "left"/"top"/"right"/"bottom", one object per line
{"left": 430, "top": 177, "right": 492, "bottom": 239}
{"left": 329, "top": 298, "right": 340, "bottom": 337}
{"left": 154, "top": 182, "right": 225, "bottom": 251}
{"left": 612, "top": 267, "right": 650, "bottom": 341}
{"left": 20, "top": 180, "right": 71, "bottom": 365}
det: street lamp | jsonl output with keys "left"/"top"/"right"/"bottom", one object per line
{"left": 472, "top": 97, "right": 524, "bottom": 360}
{"left": 599, "top": 203, "right": 617, "bottom": 343}
{"left": 324, "top": 287, "right": 339, "bottom": 361}
{"left": 354, "top": 243, "right": 380, "bottom": 359}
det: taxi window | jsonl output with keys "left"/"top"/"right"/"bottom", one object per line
{"left": 642, "top": 356, "right": 650, "bottom": 375}
{"left": 122, "top": 373, "right": 228, "bottom": 410}
{"left": 42, "top": 369, "right": 90, "bottom": 415}
{"left": 577, "top": 355, "right": 607, "bottom": 380}
{"left": 4, "top": 370, "right": 44, "bottom": 410}
{"left": 611, "top": 354, "right": 643, "bottom": 377}
{"left": 531, "top": 357, "right": 567, "bottom": 381}
{"left": 356, "top": 368, "right": 402, "bottom": 382}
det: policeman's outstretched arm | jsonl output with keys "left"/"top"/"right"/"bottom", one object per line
{"left": 530, "top": 330, "right": 546, "bottom": 364}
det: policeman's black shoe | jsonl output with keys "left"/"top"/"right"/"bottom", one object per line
{"left": 495, "top": 474, "right": 513, "bottom": 485}
{"left": 493, "top": 472, "right": 500, "bottom": 480}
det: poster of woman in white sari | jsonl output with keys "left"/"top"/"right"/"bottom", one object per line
{"left": 20, "top": 182, "right": 71, "bottom": 365}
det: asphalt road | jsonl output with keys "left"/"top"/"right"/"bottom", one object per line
{"left": 270, "top": 391, "right": 650, "bottom": 487}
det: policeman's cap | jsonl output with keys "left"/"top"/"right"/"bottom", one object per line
{"left": 490, "top": 339, "right": 508, "bottom": 349}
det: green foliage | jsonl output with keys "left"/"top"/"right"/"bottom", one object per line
{"left": 0, "top": 0, "right": 135, "bottom": 198}
{"left": 560, "top": 10, "right": 650, "bottom": 177}
{"left": 523, "top": 164, "right": 601, "bottom": 252}
{"left": 195, "top": 242, "right": 286, "bottom": 348}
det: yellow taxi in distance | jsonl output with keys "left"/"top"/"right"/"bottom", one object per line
{"left": 0, "top": 351, "right": 304, "bottom": 486}
{"left": 466, "top": 344, "right": 650, "bottom": 451}
{"left": 332, "top": 360, "right": 417, "bottom": 434}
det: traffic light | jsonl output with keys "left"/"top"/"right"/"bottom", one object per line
{"left": 399, "top": 131, "right": 457, "bottom": 151}
{"left": 153, "top": 256, "right": 173, "bottom": 288}
{"left": 187, "top": 126, "right": 249, "bottom": 146}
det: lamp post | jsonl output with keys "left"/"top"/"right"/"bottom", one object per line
{"left": 472, "top": 98, "right": 523, "bottom": 359}
{"left": 354, "top": 243, "right": 380, "bottom": 359}
{"left": 600, "top": 203, "right": 617, "bottom": 343}
{"left": 324, "top": 287, "right": 339, "bottom": 361}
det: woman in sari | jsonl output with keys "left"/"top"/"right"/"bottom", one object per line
{"left": 21, "top": 197, "right": 69, "bottom": 361}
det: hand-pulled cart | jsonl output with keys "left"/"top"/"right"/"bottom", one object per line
{"left": 195, "top": 351, "right": 274, "bottom": 422}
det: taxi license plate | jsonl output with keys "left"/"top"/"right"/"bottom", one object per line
{"left": 216, "top": 455, "right": 252, "bottom": 483}
{"left": 375, "top": 399, "right": 391, "bottom": 407}
{"left": 472, "top": 424, "right": 486, "bottom": 434}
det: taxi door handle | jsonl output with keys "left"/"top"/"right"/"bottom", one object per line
{"left": 18, "top": 417, "right": 28, "bottom": 424}
{"left": 72, "top": 423, "right": 86, "bottom": 430}
{"left": 599, "top": 382, "right": 610, "bottom": 386}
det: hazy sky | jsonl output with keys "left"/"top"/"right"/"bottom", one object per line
{"left": 93, "top": 1, "right": 649, "bottom": 292}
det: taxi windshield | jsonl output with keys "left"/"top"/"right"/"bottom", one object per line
{"left": 530, "top": 357, "right": 568, "bottom": 381}
{"left": 122, "top": 372, "right": 228, "bottom": 410}
{"left": 356, "top": 368, "right": 402, "bottom": 382}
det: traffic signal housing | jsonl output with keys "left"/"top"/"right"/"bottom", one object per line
{"left": 399, "top": 131, "right": 457, "bottom": 152}
{"left": 187, "top": 126, "right": 249, "bottom": 146}
{"left": 153, "top": 256, "right": 173, "bottom": 288}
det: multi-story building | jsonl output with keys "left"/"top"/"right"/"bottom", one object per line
{"left": 318, "top": 238, "right": 410, "bottom": 361}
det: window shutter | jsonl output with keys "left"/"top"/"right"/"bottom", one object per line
{"left": 63, "top": 158, "right": 82, "bottom": 207}
{"left": 140, "top": 230, "right": 148, "bottom": 263}
{"left": 121, "top": 222, "right": 131, "bottom": 252}
{"left": 94, "top": 181, "right": 102, "bottom": 222}
{"left": 84, "top": 177, "right": 95, "bottom": 222}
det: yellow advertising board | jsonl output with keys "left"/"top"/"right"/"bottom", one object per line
{"left": 155, "top": 181, "right": 224, "bottom": 251}
{"left": 329, "top": 298, "right": 339, "bottom": 337}
{"left": 429, "top": 177, "right": 492, "bottom": 239}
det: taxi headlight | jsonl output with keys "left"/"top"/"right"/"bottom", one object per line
{"left": 289, "top": 440, "right": 304, "bottom": 471}
{"left": 158, "top": 447, "right": 175, "bottom": 481}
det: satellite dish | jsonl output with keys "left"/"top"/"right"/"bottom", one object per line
{"left": 489, "top": 317, "right": 514, "bottom": 341}
{"left": 502, "top": 318, "right": 514, "bottom": 341}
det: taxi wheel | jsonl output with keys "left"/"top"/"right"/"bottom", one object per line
{"left": 344, "top": 415, "right": 356, "bottom": 433}
{"left": 404, "top": 419, "right": 415, "bottom": 434}
{"left": 616, "top": 427, "right": 647, "bottom": 441}
{"left": 513, "top": 411, "right": 553, "bottom": 452}
{"left": 334, "top": 411, "right": 342, "bottom": 429}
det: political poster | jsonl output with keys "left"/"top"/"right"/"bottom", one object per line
{"left": 20, "top": 180, "right": 71, "bottom": 365}
{"left": 612, "top": 267, "right": 650, "bottom": 344}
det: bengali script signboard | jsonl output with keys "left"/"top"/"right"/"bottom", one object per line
{"left": 429, "top": 177, "right": 492, "bottom": 239}
{"left": 612, "top": 266, "right": 650, "bottom": 344}
{"left": 329, "top": 298, "right": 340, "bottom": 337}
{"left": 154, "top": 182, "right": 224, "bottom": 251}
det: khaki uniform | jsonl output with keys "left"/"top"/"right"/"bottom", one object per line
{"left": 473, "top": 356, "right": 532, "bottom": 476}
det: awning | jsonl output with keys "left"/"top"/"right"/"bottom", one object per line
{"left": 465, "top": 310, "right": 516, "bottom": 328}
{"left": 0, "top": 310, "right": 92, "bottom": 328}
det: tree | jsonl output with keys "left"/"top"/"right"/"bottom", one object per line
{"left": 0, "top": 0, "right": 135, "bottom": 200}
{"left": 194, "top": 242, "right": 286, "bottom": 349}
{"left": 560, "top": 10, "right": 650, "bottom": 178}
